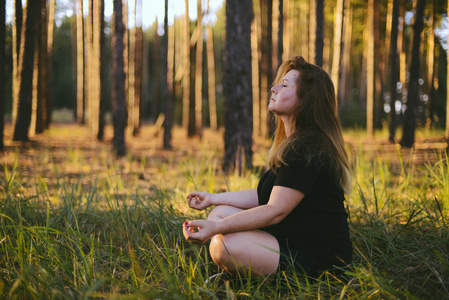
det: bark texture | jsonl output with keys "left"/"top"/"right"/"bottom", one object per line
{"left": 401, "top": 0, "right": 425, "bottom": 148}
{"left": 223, "top": 0, "right": 253, "bottom": 172}
{"left": 112, "top": 0, "right": 127, "bottom": 156}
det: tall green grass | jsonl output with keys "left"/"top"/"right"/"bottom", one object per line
{"left": 0, "top": 140, "right": 448, "bottom": 299}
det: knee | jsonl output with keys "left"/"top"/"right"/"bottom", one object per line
{"left": 209, "top": 234, "right": 233, "bottom": 269}
{"left": 207, "top": 205, "right": 236, "bottom": 221}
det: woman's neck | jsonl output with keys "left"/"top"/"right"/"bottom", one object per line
{"left": 281, "top": 116, "right": 295, "bottom": 137}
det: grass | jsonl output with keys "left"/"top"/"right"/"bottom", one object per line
{"left": 0, "top": 125, "right": 448, "bottom": 299}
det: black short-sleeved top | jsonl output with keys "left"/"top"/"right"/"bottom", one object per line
{"left": 257, "top": 134, "right": 352, "bottom": 271}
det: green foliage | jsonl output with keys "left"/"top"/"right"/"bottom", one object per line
{"left": 0, "top": 132, "right": 448, "bottom": 298}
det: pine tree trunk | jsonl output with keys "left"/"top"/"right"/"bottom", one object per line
{"left": 260, "top": 0, "right": 273, "bottom": 137}
{"left": 330, "top": 0, "right": 344, "bottom": 102}
{"left": 251, "top": 12, "right": 260, "bottom": 136}
{"left": 194, "top": 0, "right": 203, "bottom": 137}
{"left": 97, "top": 0, "right": 106, "bottom": 141}
{"left": 398, "top": 0, "right": 406, "bottom": 90}
{"left": 71, "top": 8, "right": 77, "bottom": 121}
{"left": 426, "top": 0, "right": 435, "bottom": 129}
{"left": 152, "top": 21, "right": 159, "bottom": 121}
{"left": 374, "top": 0, "right": 384, "bottom": 129}
{"left": 11, "top": 0, "right": 22, "bottom": 127}
{"left": 0, "top": 0, "right": 5, "bottom": 150}
{"left": 134, "top": 0, "right": 143, "bottom": 134}
{"left": 283, "top": 0, "right": 291, "bottom": 61}
{"left": 206, "top": 1, "right": 217, "bottom": 131}
{"left": 401, "top": 0, "right": 425, "bottom": 148}
{"left": 299, "top": 0, "right": 308, "bottom": 61}
{"left": 308, "top": 0, "right": 315, "bottom": 64}
{"left": 223, "top": 0, "right": 253, "bottom": 172}
{"left": 182, "top": 0, "right": 190, "bottom": 130}
{"left": 315, "top": 0, "right": 324, "bottom": 67}
{"left": 163, "top": 0, "right": 173, "bottom": 149}
{"left": 127, "top": 11, "right": 136, "bottom": 136}
{"left": 388, "top": 0, "right": 400, "bottom": 143}
{"left": 339, "top": 0, "right": 352, "bottom": 106}
{"left": 366, "top": 0, "right": 374, "bottom": 137}
{"left": 30, "top": 8, "right": 42, "bottom": 137}
{"left": 447, "top": 0, "right": 449, "bottom": 140}
{"left": 76, "top": 0, "right": 84, "bottom": 124}
{"left": 92, "top": 0, "right": 101, "bottom": 138}
{"left": 13, "top": 0, "right": 40, "bottom": 141}
{"left": 112, "top": 0, "right": 127, "bottom": 156}
{"left": 46, "top": 0, "right": 55, "bottom": 128}
{"left": 85, "top": 0, "right": 93, "bottom": 132}
{"left": 277, "top": 0, "right": 283, "bottom": 68}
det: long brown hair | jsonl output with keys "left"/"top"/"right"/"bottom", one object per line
{"left": 268, "top": 56, "right": 351, "bottom": 194}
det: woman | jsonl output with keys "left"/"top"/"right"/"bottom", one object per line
{"left": 182, "top": 56, "right": 352, "bottom": 278}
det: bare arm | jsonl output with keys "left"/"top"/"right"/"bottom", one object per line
{"left": 187, "top": 189, "right": 258, "bottom": 210}
{"left": 183, "top": 186, "right": 304, "bottom": 244}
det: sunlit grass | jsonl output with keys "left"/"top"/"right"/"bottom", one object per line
{"left": 0, "top": 128, "right": 448, "bottom": 298}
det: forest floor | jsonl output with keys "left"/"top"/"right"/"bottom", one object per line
{"left": 2, "top": 121, "right": 447, "bottom": 171}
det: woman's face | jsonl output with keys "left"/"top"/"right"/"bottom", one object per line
{"left": 268, "top": 69, "right": 300, "bottom": 118}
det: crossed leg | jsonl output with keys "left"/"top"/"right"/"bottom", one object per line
{"left": 207, "top": 205, "right": 280, "bottom": 276}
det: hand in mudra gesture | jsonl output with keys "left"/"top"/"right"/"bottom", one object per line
{"left": 187, "top": 192, "right": 215, "bottom": 210}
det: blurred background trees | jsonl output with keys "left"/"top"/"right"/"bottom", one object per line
{"left": 0, "top": 0, "right": 448, "bottom": 164}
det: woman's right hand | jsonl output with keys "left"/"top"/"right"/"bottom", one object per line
{"left": 187, "top": 192, "right": 215, "bottom": 210}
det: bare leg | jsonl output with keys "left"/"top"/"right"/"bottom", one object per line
{"left": 207, "top": 205, "right": 280, "bottom": 275}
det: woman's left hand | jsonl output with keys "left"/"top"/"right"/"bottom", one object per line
{"left": 182, "top": 220, "right": 219, "bottom": 245}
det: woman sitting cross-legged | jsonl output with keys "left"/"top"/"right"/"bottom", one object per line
{"left": 182, "top": 56, "right": 352, "bottom": 279}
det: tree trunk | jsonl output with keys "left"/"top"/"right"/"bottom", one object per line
{"left": 223, "top": 0, "right": 253, "bottom": 172}
{"left": 277, "top": 0, "right": 283, "bottom": 68}
{"left": 401, "top": 0, "right": 425, "bottom": 148}
{"left": 330, "top": 0, "right": 344, "bottom": 103}
{"left": 97, "top": 0, "right": 106, "bottom": 141}
{"left": 272, "top": 0, "right": 279, "bottom": 72}
{"left": 398, "top": 0, "right": 406, "bottom": 91}
{"left": 46, "top": 0, "right": 55, "bottom": 128}
{"left": 366, "top": 0, "right": 374, "bottom": 137}
{"left": 388, "top": 0, "right": 400, "bottom": 143}
{"left": 194, "top": 0, "right": 203, "bottom": 137}
{"left": 152, "top": 20, "right": 160, "bottom": 121}
{"left": 127, "top": 5, "right": 136, "bottom": 136}
{"left": 308, "top": 0, "right": 315, "bottom": 64}
{"left": 260, "top": 0, "right": 273, "bottom": 137}
{"left": 251, "top": 10, "right": 260, "bottom": 136}
{"left": 315, "top": 0, "right": 324, "bottom": 67}
{"left": 133, "top": 0, "right": 143, "bottom": 134}
{"left": 425, "top": 0, "right": 435, "bottom": 129}
{"left": 13, "top": 0, "right": 40, "bottom": 141}
{"left": 339, "top": 0, "right": 352, "bottom": 106}
{"left": 163, "top": 0, "right": 173, "bottom": 149}
{"left": 283, "top": 0, "right": 291, "bottom": 61}
{"left": 30, "top": 0, "right": 46, "bottom": 136}
{"left": 11, "top": 0, "right": 22, "bottom": 127}
{"left": 71, "top": 6, "right": 77, "bottom": 121}
{"left": 76, "top": 0, "right": 84, "bottom": 124}
{"left": 299, "top": 0, "right": 309, "bottom": 61}
{"left": 92, "top": 0, "right": 101, "bottom": 138}
{"left": 112, "top": 0, "right": 127, "bottom": 156}
{"left": 182, "top": 0, "right": 190, "bottom": 130}
{"left": 85, "top": 0, "right": 93, "bottom": 132}
{"left": 206, "top": 0, "right": 217, "bottom": 131}
{"left": 373, "top": 0, "right": 384, "bottom": 129}
{"left": 447, "top": 0, "right": 449, "bottom": 140}
{"left": 0, "top": 0, "right": 5, "bottom": 150}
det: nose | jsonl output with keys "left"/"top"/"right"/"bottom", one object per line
{"left": 271, "top": 84, "right": 279, "bottom": 94}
